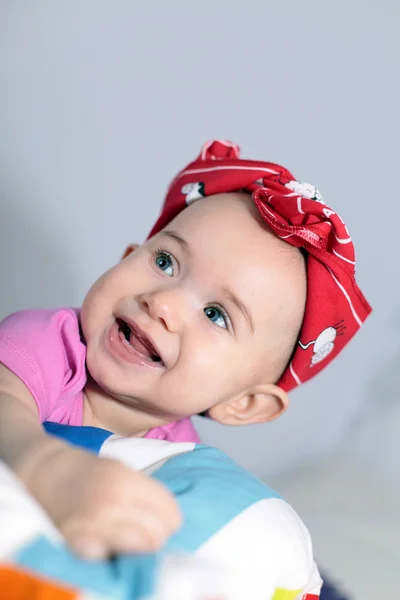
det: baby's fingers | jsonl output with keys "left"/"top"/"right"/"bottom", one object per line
{"left": 129, "top": 480, "right": 182, "bottom": 534}
{"left": 62, "top": 506, "right": 176, "bottom": 559}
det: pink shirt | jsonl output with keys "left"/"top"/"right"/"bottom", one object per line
{"left": 0, "top": 308, "right": 199, "bottom": 443}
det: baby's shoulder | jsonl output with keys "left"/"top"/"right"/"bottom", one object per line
{"left": 0, "top": 307, "right": 81, "bottom": 345}
{"left": 0, "top": 309, "right": 86, "bottom": 419}
{"left": 1, "top": 306, "right": 79, "bottom": 326}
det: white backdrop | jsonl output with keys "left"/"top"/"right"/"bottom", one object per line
{"left": 1, "top": 1, "right": 399, "bottom": 478}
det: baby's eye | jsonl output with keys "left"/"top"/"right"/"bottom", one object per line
{"left": 155, "top": 250, "right": 174, "bottom": 277}
{"left": 204, "top": 306, "right": 229, "bottom": 330}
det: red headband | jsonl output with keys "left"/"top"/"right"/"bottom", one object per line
{"left": 148, "top": 140, "right": 372, "bottom": 392}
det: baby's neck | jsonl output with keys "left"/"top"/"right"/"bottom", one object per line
{"left": 82, "top": 377, "right": 168, "bottom": 437}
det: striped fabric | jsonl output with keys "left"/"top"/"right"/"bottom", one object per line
{"left": 0, "top": 424, "right": 322, "bottom": 599}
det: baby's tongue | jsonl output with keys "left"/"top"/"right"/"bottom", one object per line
{"left": 129, "top": 330, "right": 153, "bottom": 358}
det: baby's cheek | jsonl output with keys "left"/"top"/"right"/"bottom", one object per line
{"left": 166, "top": 366, "right": 214, "bottom": 412}
{"left": 172, "top": 340, "right": 240, "bottom": 404}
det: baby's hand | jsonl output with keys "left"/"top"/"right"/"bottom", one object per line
{"left": 22, "top": 444, "right": 181, "bottom": 560}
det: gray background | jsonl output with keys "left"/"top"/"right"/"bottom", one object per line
{"left": 1, "top": 1, "right": 399, "bottom": 478}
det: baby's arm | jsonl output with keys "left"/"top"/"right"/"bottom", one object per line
{"left": 0, "top": 363, "right": 181, "bottom": 560}
{"left": 0, "top": 363, "right": 63, "bottom": 479}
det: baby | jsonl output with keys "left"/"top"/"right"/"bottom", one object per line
{"left": 0, "top": 140, "right": 371, "bottom": 561}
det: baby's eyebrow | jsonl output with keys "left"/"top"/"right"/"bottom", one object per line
{"left": 223, "top": 287, "right": 254, "bottom": 335}
{"left": 162, "top": 230, "right": 190, "bottom": 253}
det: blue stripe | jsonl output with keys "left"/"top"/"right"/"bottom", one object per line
{"left": 41, "top": 425, "right": 281, "bottom": 553}
{"left": 15, "top": 536, "right": 157, "bottom": 600}
{"left": 43, "top": 422, "right": 113, "bottom": 454}
{"left": 153, "top": 444, "right": 281, "bottom": 553}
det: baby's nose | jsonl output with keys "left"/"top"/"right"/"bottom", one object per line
{"left": 140, "top": 290, "right": 188, "bottom": 332}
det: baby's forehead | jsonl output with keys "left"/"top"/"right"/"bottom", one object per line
{"left": 182, "top": 191, "right": 258, "bottom": 221}
{"left": 171, "top": 192, "right": 266, "bottom": 241}
{"left": 172, "top": 193, "right": 298, "bottom": 261}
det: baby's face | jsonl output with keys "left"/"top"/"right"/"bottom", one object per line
{"left": 81, "top": 193, "right": 306, "bottom": 424}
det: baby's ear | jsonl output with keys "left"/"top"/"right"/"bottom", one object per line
{"left": 208, "top": 384, "right": 289, "bottom": 426}
{"left": 121, "top": 244, "right": 139, "bottom": 261}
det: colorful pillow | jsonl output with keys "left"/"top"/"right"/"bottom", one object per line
{"left": 0, "top": 423, "right": 322, "bottom": 599}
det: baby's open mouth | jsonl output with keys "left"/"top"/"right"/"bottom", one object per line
{"left": 117, "top": 319, "right": 162, "bottom": 363}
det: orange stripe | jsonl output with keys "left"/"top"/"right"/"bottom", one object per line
{"left": 0, "top": 565, "right": 78, "bottom": 600}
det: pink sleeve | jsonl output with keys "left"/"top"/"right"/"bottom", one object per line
{"left": 145, "top": 417, "right": 201, "bottom": 443}
{"left": 0, "top": 308, "right": 86, "bottom": 423}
